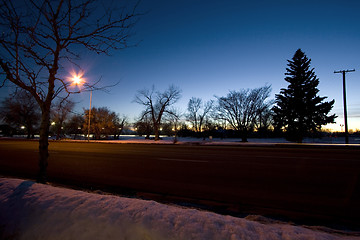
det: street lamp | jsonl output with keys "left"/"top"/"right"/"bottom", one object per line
{"left": 70, "top": 70, "right": 92, "bottom": 142}
{"left": 72, "top": 75, "right": 82, "bottom": 85}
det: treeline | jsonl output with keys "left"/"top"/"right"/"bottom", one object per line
{"left": 0, "top": 92, "right": 127, "bottom": 140}
{"left": 0, "top": 49, "right": 346, "bottom": 142}
{"left": 133, "top": 85, "right": 274, "bottom": 142}
{"left": 0, "top": 85, "right": 274, "bottom": 141}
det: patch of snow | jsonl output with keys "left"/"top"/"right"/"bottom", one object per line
{"left": 1, "top": 178, "right": 358, "bottom": 240}
{"left": 51, "top": 135, "right": 360, "bottom": 146}
{"left": 5, "top": 135, "right": 360, "bottom": 145}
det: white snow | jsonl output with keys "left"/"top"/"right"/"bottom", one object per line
{"left": 1, "top": 178, "right": 358, "bottom": 240}
{"left": 58, "top": 135, "right": 360, "bottom": 146}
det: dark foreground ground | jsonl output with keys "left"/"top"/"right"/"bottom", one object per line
{"left": 0, "top": 139, "right": 359, "bottom": 230}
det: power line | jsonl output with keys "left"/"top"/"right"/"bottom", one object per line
{"left": 334, "top": 69, "right": 355, "bottom": 144}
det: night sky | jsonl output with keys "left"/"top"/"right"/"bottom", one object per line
{"left": 1, "top": 0, "right": 360, "bottom": 131}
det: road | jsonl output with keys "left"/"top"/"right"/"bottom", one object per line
{"left": 0, "top": 139, "right": 359, "bottom": 228}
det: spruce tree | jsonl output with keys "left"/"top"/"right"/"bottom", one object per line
{"left": 273, "top": 49, "right": 336, "bottom": 142}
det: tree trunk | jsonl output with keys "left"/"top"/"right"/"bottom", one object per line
{"left": 26, "top": 120, "right": 33, "bottom": 139}
{"left": 154, "top": 125, "right": 160, "bottom": 141}
{"left": 37, "top": 106, "right": 50, "bottom": 183}
{"left": 56, "top": 124, "right": 61, "bottom": 140}
{"left": 26, "top": 129, "right": 31, "bottom": 139}
{"left": 241, "top": 128, "right": 248, "bottom": 142}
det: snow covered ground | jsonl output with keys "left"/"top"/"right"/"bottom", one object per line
{"left": 48, "top": 135, "right": 360, "bottom": 146}
{"left": 7, "top": 134, "right": 360, "bottom": 145}
{"left": 1, "top": 178, "right": 359, "bottom": 240}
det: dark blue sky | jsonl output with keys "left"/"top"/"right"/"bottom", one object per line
{"left": 2, "top": 0, "right": 360, "bottom": 131}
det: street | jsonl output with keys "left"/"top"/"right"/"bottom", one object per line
{"left": 0, "top": 139, "right": 359, "bottom": 228}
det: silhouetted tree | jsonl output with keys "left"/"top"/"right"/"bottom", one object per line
{"left": 51, "top": 100, "right": 75, "bottom": 140}
{"left": 83, "top": 107, "right": 119, "bottom": 140}
{"left": 134, "top": 115, "right": 153, "bottom": 139}
{"left": 215, "top": 85, "right": 272, "bottom": 142}
{"left": 65, "top": 115, "right": 84, "bottom": 139}
{"left": 177, "top": 123, "right": 193, "bottom": 138}
{"left": 0, "top": 90, "right": 40, "bottom": 138}
{"left": 256, "top": 107, "right": 274, "bottom": 137}
{"left": 163, "top": 107, "right": 182, "bottom": 142}
{"left": 134, "top": 85, "right": 182, "bottom": 141}
{"left": 160, "top": 123, "right": 173, "bottom": 136}
{"left": 186, "top": 97, "right": 213, "bottom": 133}
{"left": 272, "top": 49, "right": 336, "bottom": 142}
{"left": 0, "top": 124, "right": 15, "bottom": 137}
{"left": 113, "top": 115, "right": 128, "bottom": 139}
{"left": 0, "top": 0, "right": 139, "bottom": 182}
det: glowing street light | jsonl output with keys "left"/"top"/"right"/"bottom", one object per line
{"left": 70, "top": 70, "right": 85, "bottom": 86}
{"left": 72, "top": 75, "right": 82, "bottom": 85}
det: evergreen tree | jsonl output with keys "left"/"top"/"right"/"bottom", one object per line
{"left": 273, "top": 49, "right": 336, "bottom": 142}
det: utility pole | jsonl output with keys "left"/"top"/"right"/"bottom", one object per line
{"left": 87, "top": 89, "right": 92, "bottom": 142}
{"left": 334, "top": 69, "right": 355, "bottom": 144}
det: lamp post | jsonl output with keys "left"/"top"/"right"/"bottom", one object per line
{"left": 87, "top": 89, "right": 92, "bottom": 142}
{"left": 71, "top": 70, "right": 92, "bottom": 142}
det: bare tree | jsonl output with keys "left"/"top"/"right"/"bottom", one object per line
{"left": 83, "top": 107, "right": 120, "bottom": 140}
{"left": 0, "top": 90, "right": 41, "bottom": 138}
{"left": 134, "top": 115, "right": 153, "bottom": 139}
{"left": 186, "top": 97, "right": 213, "bottom": 133}
{"left": 163, "top": 107, "right": 182, "bottom": 143}
{"left": 64, "top": 114, "right": 84, "bottom": 139}
{"left": 113, "top": 115, "right": 128, "bottom": 139}
{"left": 0, "top": 0, "right": 139, "bottom": 182}
{"left": 51, "top": 99, "right": 75, "bottom": 140}
{"left": 215, "top": 85, "right": 272, "bottom": 142}
{"left": 256, "top": 105, "right": 274, "bottom": 135}
{"left": 134, "top": 85, "right": 182, "bottom": 141}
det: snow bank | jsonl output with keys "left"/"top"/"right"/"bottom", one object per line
{"left": 0, "top": 178, "right": 357, "bottom": 240}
